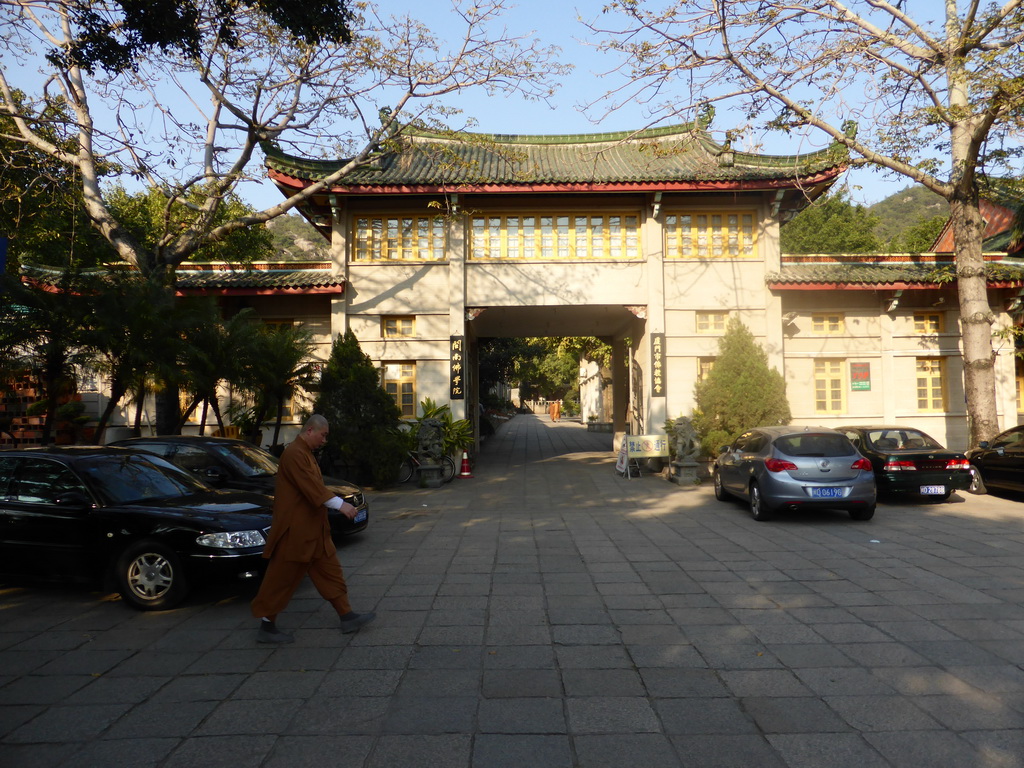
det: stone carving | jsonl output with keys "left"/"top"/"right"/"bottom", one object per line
{"left": 416, "top": 418, "right": 444, "bottom": 465}
{"left": 669, "top": 417, "right": 701, "bottom": 466}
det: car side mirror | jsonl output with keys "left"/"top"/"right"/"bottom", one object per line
{"left": 718, "top": 446, "right": 730, "bottom": 455}
{"left": 978, "top": 440, "right": 990, "bottom": 449}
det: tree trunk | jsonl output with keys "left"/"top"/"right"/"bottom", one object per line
{"left": 949, "top": 196, "right": 1000, "bottom": 446}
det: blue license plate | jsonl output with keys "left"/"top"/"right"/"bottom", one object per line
{"left": 809, "top": 487, "right": 845, "bottom": 499}
{"left": 920, "top": 485, "right": 945, "bottom": 495}
{"left": 354, "top": 509, "right": 367, "bottom": 523}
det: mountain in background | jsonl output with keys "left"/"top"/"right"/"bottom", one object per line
{"left": 867, "top": 184, "right": 947, "bottom": 244}
{"left": 266, "top": 214, "right": 329, "bottom": 261}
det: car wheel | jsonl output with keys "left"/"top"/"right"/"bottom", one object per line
{"left": 968, "top": 465, "right": 987, "bottom": 494}
{"left": 441, "top": 455, "right": 457, "bottom": 483}
{"left": 749, "top": 483, "right": 771, "bottom": 521}
{"left": 397, "top": 459, "right": 415, "bottom": 484}
{"left": 849, "top": 504, "right": 876, "bottom": 521}
{"left": 713, "top": 469, "right": 730, "bottom": 501}
{"left": 114, "top": 540, "right": 188, "bottom": 611}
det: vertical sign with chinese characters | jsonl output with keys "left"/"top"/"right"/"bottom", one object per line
{"left": 850, "top": 362, "right": 871, "bottom": 391}
{"left": 651, "top": 333, "right": 666, "bottom": 397}
{"left": 450, "top": 336, "right": 465, "bottom": 400}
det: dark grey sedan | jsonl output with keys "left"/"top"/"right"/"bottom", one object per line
{"left": 713, "top": 426, "right": 877, "bottom": 521}
{"left": 967, "top": 425, "right": 1024, "bottom": 495}
{"left": 111, "top": 435, "right": 369, "bottom": 536}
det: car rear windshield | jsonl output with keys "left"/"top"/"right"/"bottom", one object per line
{"left": 775, "top": 434, "right": 853, "bottom": 458}
{"left": 867, "top": 430, "right": 943, "bottom": 451}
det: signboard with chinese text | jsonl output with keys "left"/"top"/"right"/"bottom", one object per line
{"left": 625, "top": 434, "right": 670, "bottom": 458}
{"left": 850, "top": 362, "right": 871, "bottom": 391}
{"left": 450, "top": 336, "right": 465, "bottom": 399}
{"left": 651, "top": 333, "right": 666, "bottom": 397}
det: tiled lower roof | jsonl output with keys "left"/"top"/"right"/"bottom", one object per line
{"left": 768, "top": 257, "right": 1024, "bottom": 288}
{"left": 175, "top": 264, "right": 342, "bottom": 292}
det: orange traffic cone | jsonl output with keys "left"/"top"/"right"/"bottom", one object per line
{"left": 459, "top": 450, "right": 474, "bottom": 478}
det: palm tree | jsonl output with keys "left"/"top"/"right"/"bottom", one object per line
{"left": 235, "top": 323, "right": 318, "bottom": 446}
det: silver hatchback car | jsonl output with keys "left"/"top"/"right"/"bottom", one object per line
{"left": 713, "top": 426, "right": 877, "bottom": 521}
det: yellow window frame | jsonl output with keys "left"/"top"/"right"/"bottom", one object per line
{"left": 665, "top": 211, "right": 757, "bottom": 258}
{"left": 352, "top": 215, "right": 446, "bottom": 261}
{"left": 470, "top": 212, "right": 641, "bottom": 260}
{"left": 916, "top": 357, "right": 946, "bottom": 412}
{"left": 382, "top": 316, "right": 415, "bottom": 338}
{"left": 696, "top": 311, "right": 729, "bottom": 334}
{"left": 697, "top": 357, "right": 716, "bottom": 382}
{"left": 811, "top": 313, "right": 845, "bottom": 335}
{"left": 814, "top": 359, "right": 846, "bottom": 414}
{"left": 383, "top": 362, "right": 416, "bottom": 418}
{"left": 914, "top": 312, "right": 944, "bottom": 335}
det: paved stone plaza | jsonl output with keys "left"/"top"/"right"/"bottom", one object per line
{"left": 2, "top": 414, "right": 1024, "bottom": 767}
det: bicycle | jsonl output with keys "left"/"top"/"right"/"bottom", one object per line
{"left": 398, "top": 451, "right": 457, "bottom": 484}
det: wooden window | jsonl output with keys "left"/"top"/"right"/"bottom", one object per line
{"left": 382, "top": 316, "right": 415, "bottom": 338}
{"left": 914, "top": 313, "right": 944, "bottom": 334}
{"left": 384, "top": 362, "right": 416, "bottom": 418}
{"left": 353, "top": 215, "right": 446, "bottom": 261}
{"left": 916, "top": 357, "right": 946, "bottom": 412}
{"left": 814, "top": 359, "right": 845, "bottom": 414}
{"left": 470, "top": 212, "right": 640, "bottom": 259}
{"left": 696, "top": 311, "right": 728, "bottom": 334}
{"left": 665, "top": 211, "right": 757, "bottom": 258}
{"left": 811, "top": 313, "right": 845, "bottom": 335}
{"left": 698, "top": 357, "right": 716, "bottom": 382}
{"left": 1017, "top": 360, "right": 1024, "bottom": 412}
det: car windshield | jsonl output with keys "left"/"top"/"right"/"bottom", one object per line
{"left": 77, "top": 454, "right": 209, "bottom": 504}
{"left": 210, "top": 442, "right": 279, "bottom": 478}
{"left": 775, "top": 433, "right": 853, "bottom": 457}
{"left": 866, "top": 429, "right": 943, "bottom": 451}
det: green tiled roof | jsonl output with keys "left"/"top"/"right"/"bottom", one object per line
{"left": 19, "top": 262, "right": 342, "bottom": 292}
{"left": 264, "top": 124, "right": 847, "bottom": 187}
{"left": 175, "top": 267, "right": 342, "bottom": 291}
{"left": 768, "top": 261, "right": 1024, "bottom": 286}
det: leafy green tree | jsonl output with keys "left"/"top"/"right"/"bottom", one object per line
{"left": 691, "top": 319, "right": 791, "bottom": 457}
{"left": 886, "top": 216, "right": 947, "bottom": 253}
{"left": 312, "top": 330, "right": 405, "bottom": 487}
{"left": 780, "top": 192, "right": 883, "bottom": 254}
{"left": 241, "top": 323, "right": 319, "bottom": 447}
{"left": 52, "top": 0, "right": 354, "bottom": 73}
{"left": 0, "top": 269, "right": 96, "bottom": 443}
{"left": 596, "top": 1, "right": 1024, "bottom": 445}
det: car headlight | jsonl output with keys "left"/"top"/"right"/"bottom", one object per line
{"left": 196, "top": 530, "right": 266, "bottom": 549}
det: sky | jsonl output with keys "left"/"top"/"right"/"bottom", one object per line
{"left": 361, "top": 0, "right": 917, "bottom": 208}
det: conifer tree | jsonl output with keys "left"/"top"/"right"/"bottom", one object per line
{"left": 692, "top": 319, "right": 791, "bottom": 456}
{"left": 312, "top": 331, "right": 405, "bottom": 487}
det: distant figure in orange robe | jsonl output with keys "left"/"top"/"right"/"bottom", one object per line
{"left": 549, "top": 400, "right": 561, "bottom": 422}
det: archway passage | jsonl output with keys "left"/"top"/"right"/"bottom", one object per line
{"left": 469, "top": 304, "right": 646, "bottom": 457}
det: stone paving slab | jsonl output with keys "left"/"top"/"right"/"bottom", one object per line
{"left": 2, "top": 413, "right": 1024, "bottom": 767}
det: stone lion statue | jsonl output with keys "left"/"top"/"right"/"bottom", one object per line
{"left": 669, "top": 417, "right": 701, "bottom": 465}
{"left": 416, "top": 418, "right": 445, "bottom": 465}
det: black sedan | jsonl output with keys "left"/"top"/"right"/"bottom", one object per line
{"left": 111, "top": 435, "right": 368, "bottom": 536}
{"left": 966, "top": 424, "right": 1024, "bottom": 495}
{"left": 837, "top": 425, "right": 971, "bottom": 501}
{"left": 0, "top": 447, "right": 273, "bottom": 610}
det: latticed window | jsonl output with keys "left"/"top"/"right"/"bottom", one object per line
{"left": 914, "top": 313, "right": 944, "bottom": 334}
{"left": 384, "top": 362, "right": 416, "bottom": 418}
{"left": 812, "top": 313, "right": 845, "bottom": 335}
{"left": 814, "top": 360, "right": 845, "bottom": 414}
{"left": 353, "top": 216, "right": 446, "bottom": 261}
{"left": 470, "top": 213, "right": 640, "bottom": 259}
{"left": 383, "top": 316, "right": 415, "bottom": 338}
{"left": 665, "top": 211, "right": 757, "bottom": 258}
{"left": 698, "top": 357, "right": 716, "bottom": 382}
{"left": 696, "top": 311, "right": 728, "bottom": 334}
{"left": 916, "top": 358, "right": 946, "bottom": 412}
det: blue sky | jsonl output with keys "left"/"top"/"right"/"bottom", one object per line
{"left": 386, "top": 0, "right": 916, "bottom": 207}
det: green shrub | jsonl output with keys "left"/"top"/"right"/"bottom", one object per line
{"left": 692, "top": 318, "right": 791, "bottom": 456}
